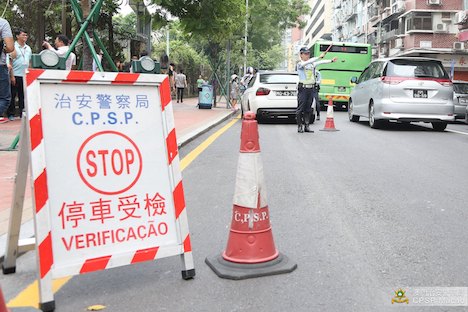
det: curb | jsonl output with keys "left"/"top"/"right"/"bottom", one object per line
{"left": 178, "top": 110, "right": 238, "bottom": 148}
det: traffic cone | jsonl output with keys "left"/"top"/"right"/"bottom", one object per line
{"left": 0, "top": 287, "right": 10, "bottom": 312}
{"left": 320, "top": 98, "right": 340, "bottom": 132}
{"left": 205, "top": 111, "right": 297, "bottom": 280}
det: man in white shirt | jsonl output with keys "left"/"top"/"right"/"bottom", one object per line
{"left": 174, "top": 69, "right": 187, "bottom": 103}
{"left": 43, "top": 34, "right": 76, "bottom": 70}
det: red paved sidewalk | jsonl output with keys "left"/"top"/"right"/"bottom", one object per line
{"left": 0, "top": 96, "right": 235, "bottom": 238}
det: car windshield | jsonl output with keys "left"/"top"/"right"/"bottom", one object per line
{"left": 453, "top": 82, "right": 468, "bottom": 94}
{"left": 386, "top": 59, "right": 448, "bottom": 79}
{"left": 259, "top": 74, "right": 298, "bottom": 84}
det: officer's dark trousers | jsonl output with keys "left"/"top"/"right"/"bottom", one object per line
{"left": 296, "top": 86, "right": 315, "bottom": 125}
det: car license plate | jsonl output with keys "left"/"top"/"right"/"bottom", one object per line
{"left": 413, "top": 89, "right": 428, "bottom": 98}
{"left": 276, "top": 91, "right": 296, "bottom": 96}
{"left": 459, "top": 97, "right": 468, "bottom": 104}
{"left": 337, "top": 87, "right": 346, "bottom": 92}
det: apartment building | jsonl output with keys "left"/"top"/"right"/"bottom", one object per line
{"left": 331, "top": 0, "right": 468, "bottom": 79}
{"left": 282, "top": 27, "right": 305, "bottom": 71}
{"left": 302, "top": 0, "right": 334, "bottom": 47}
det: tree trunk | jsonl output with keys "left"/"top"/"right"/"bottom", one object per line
{"left": 108, "top": 13, "right": 114, "bottom": 60}
{"left": 36, "top": 2, "right": 46, "bottom": 53}
{"left": 81, "top": 0, "right": 93, "bottom": 71}
{"left": 61, "top": 0, "right": 72, "bottom": 39}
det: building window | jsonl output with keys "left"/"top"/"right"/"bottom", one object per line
{"left": 407, "top": 12, "right": 432, "bottom": 31}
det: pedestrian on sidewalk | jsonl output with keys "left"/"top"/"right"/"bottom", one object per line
{"left": 92, "top": 49, "right": 103, "bottom": 72}
{"left": 175, "top": 69, "right": 187, "bottom": 103}
{"left": 168, "top": 63, "right": 176, "bottom": 96}
{"left": 6, "top": 29, "right": 32, "bottom": 120}
{"left": 230, "top": 74, "right": 239, "bottom": 111}
{"left": 197, "top": 75, "right": 204, "bottom": 94}
{"left": 296, "top": 46, "right": 336, "bottom": 133}
{"left": 240, "top": 66, "right": 254, "bottom": 94}
{"left": 0, "top": 18, "right": 15, "bottom": 124}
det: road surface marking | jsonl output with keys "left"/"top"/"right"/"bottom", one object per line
{"left": 446, "top": 129, "right": 468, "bottom": 136}
{"left": 180, "top": 116, "right": 240, "bottom": 171}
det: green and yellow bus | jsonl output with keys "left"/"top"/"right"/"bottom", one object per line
{"left": 311, "top": 41, "right": 372, "bottom": 110}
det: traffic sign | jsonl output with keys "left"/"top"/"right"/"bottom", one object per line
{"left": 10, "top": 69, "right": 195, "bottom": 311}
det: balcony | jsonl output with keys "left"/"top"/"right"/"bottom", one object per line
{"left": 381, "top": 29, "right": 402, "bottom": 42}
{"left": 345, "top": 8, "right": 358, "bottom": 22}
{"left": 368, "top": 6, "right": 379, "bottom": 22}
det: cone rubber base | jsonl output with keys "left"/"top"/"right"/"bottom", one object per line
{"left": 205, "top": 253, "right": 297, "bottom": 280}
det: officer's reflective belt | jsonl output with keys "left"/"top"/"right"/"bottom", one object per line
{"left": 298, "top": 83, "right": 315, "bottom": 89}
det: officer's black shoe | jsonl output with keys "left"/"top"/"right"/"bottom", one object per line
{"left": 304, "top": 124, "right": 314, "bottom": 133}
{"left": 316, "top": 115, "right": 320, "bottom": 121}
{"left": 298, "top": 124, "right": 304, "bottom": 133}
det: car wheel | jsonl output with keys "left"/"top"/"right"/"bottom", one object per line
{"left": 369, "top": 102, "right": 383, "bottom": 129}
{"left": 348, "top": 99, "right": 360, "bottom": 122}
{"left": 431, "top": 122, "right": 447, "bottom": 132}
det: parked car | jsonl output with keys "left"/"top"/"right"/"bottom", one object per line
{"left": 466, "top": 104, "right": 468, "bottom": 124}
{"left": 452, "top": 80, "right": 468, "bottom": 120}
{"left": 240, "top": 71, "right": 315, "bottom": 123}
{"left": 348, "top": 57, "right": 454, "bottom": 131}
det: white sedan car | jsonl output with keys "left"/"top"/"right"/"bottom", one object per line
{"left": 240, "top": 71, "right": 315, "bottom": 123}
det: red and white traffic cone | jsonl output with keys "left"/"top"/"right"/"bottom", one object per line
{"left": 320, "top": 98, "right": 340, "bottom": 132}
{"left": 205, "top": 111, "right": 297, "bottom": 279}
{"left": 0, "top": 287, "right": 10, "bottom": 312}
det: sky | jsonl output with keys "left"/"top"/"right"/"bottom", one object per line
{"left": 118, "top": 1, "right": 133, "bottom": 16}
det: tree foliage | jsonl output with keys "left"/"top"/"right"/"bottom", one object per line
{"left": 151, "top": 0, "right": 308, "bottom": 71}
{"left": 0, "top": 0, "right": 126, "bottom": 69}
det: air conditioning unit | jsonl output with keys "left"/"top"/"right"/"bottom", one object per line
{"left": 395, "top": 38, "right": 404, "bottom": 48}
{"left": 428, "top": 0, "right": 441, "bottom": 5}
{"left": 454, "top": 41, "right": 465, "bottom": 50}
{"left": 434, "top": 23, "right": 447, "bottom": 32}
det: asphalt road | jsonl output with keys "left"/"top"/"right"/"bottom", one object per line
{"left": 2, "top": 112, "right": 468, "bottom": 312}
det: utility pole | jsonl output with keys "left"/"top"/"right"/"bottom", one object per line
{"left": 166, "top": 25, "right": 170, "bottom": 57}
{"left": 243, "top": 0, "right": 248, "bottom": 75}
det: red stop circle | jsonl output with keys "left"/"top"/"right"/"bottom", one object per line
{"left": 77, "top": 131, "right": 142, "bottom": 195}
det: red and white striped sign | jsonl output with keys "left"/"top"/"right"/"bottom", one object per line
{"left": 26, "top": 69, "right": 194, "bottom": 305}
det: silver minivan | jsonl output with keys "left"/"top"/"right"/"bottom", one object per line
{"left": 348, "top": 57, "right": 454, "bottom": 131}
{"left": 452, "top": 80, "right": 468, "bottom": 120}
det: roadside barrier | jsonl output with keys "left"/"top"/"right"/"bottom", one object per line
{"left": 320, "top": 98, "right": 340, "bottom": 132}
{"left": 205, "top": 111, "right": 297, "bottom": 279}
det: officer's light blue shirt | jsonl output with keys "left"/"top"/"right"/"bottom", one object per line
{"left": 297, "top": 57, "right": 332, "bottom": 85}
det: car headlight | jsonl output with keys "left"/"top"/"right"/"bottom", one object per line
{"left": 40, "top": 50, "right": 60, "bottom": 67}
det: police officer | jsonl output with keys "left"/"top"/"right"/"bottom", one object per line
{"left": 296, "top": 47, "right": 336, "bottom": 133}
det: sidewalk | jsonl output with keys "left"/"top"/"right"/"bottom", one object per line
{"left": 0, "top": 96, "right": 236, "bottom": 258}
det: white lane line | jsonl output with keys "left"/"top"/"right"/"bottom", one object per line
{"left": 446, "top": 129, "right": 468, "bottom": 136}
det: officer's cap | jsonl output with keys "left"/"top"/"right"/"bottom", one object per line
{"left": 299, "top": 47, "right": 310, "bottom": 54}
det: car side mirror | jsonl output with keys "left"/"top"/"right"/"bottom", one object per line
{"left": 350, "top": 76, "right": 358, "bottom": 84}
